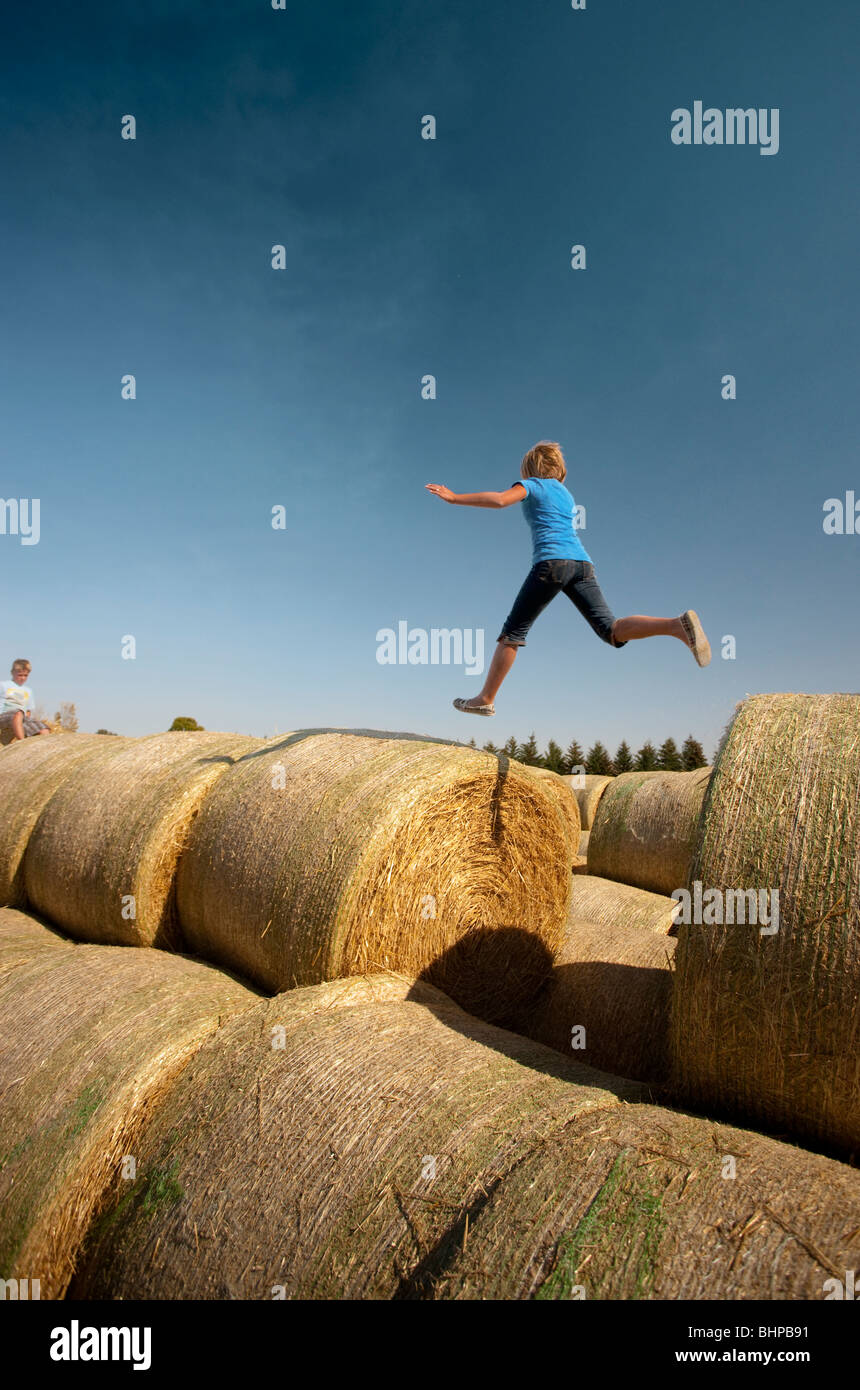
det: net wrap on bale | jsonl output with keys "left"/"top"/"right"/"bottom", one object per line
{"left": 177, "top": 731, "right": 573, "bottom": 1020}
{"left": 424, "top": 1104, "right": 860, "bottom": 1300}
{"left": 0, "top": 734, "right": 130, "bottom": 907}
{"left": 71, "top": 974, "right": 640, "bottom": 1300}
{"left": 24, "top": 732, "right": 260, "bottom": 948}
{"left": 588, "top": 767, "right": 712, "bottom": 897}
{"left": 0, "top": 932, "right": 259, "bottom": 1297}
{"left": 0, "top": 906, "right": 74, "bottom": 974}
{"left": 671, "top": 693, "right": 860, "bottom": 1157}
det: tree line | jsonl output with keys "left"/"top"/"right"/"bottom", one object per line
{"left": 465, "top": 733, "right": 710, "bottom": 775}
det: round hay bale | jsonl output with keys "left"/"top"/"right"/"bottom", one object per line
{"left": 588, "top": 767, "right": 712, "bottom": 897}
{"left": 509, "top": 883, "right": 678, "bottom": 1082}
{"left": 24, "top": 731, "right": 261, "bottom": 948}
{"left": 520, "top": 766, "right": 582, "bottom": 861}
{"left": 176, "top": 732, "right": 573, "bottom": 1020}
{"left": 0, "top": 907, "right": 74, "bottom": 974}
{"left": 578, "top": 829, "right": 590, "bottom": 859}
{"left": 568, "top": 874, "right": 680, "bottom": 937}
{"left": 423, "top": 1103, "right": 860, "bottom": 1299}
{"left": 567, "top": 774, "right": 613, "bottom": 830}
{"left": 671, "top": 693, "right": 860, "bottom": 1157}
{"left": 71, "top": 976, "right": 641, "bottom": 1300}
{"left": 0, "top": 734, "right": 131, "bottom": 907}
{"left": 0, "top": 942, "right": 259, "bottom": 1297}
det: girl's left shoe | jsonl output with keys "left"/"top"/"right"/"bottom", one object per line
{"left": 453, "top": 697, "right": 495, "bottom": 716}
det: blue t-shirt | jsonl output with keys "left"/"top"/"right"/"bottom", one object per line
{"left": 516, "top": 477, "right": 592, "bottom": 565}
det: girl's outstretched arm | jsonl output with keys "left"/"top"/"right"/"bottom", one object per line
{"left": 425, "top": 483, "right": 526, "bottom": 509}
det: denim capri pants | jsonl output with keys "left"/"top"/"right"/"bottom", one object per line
{"left": 497, "top": 559, "right": 627, "bottom": 648}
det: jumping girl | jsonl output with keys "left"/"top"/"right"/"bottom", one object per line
{"left": 426, "top": 440, "right": 710, "bottom": 716}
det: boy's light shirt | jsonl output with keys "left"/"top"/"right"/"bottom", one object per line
{"left": 2, "top": 681, "right": 33, "bottom": 713}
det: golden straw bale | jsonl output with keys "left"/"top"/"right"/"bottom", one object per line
{"left": 176, "top": 732, "right": 572, "bottom": 1020}
{"left": 24, "top": 732, "right": 260, "bottom": 948}
{"left": 520, "top": 766, "right": 582, "bottom": 862}
{"left": 0, "top": 734, "right": 130, "bottom": 906}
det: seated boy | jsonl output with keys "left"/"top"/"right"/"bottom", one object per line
{"left": 0, "top": 660, "right": 51, "bottom": 740}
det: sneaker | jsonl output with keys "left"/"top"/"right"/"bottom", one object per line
{"left": 453, "top": 697, "right": 495, "bottom": 716}
{"left": 679, "top": 610, "right": 711, "bottom": 667}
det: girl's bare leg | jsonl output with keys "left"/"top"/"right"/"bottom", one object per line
{"left": 462, "top": 641, "right": 518, "bottom": 707}
{"left": 612, "top": 615, "right": 688, "bottom": 644}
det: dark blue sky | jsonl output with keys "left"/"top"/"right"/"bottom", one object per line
{"left": 2, "top": 0, "right": 858, "bottom": 751}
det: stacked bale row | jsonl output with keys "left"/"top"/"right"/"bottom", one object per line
{"left": 0, "top": 914, "right": 259, "bottom": 1297}
{"left": 64, "top": 962, "right": 860, "bottom": 1301}
{"left": 511, "top": 876, "right": 679, "bottom": 1083}
{"left": 0, "top": 733, "right": 131, "bottom": 906}
{"left": 24, "top": 732, "right": 261, "bottom": 948}
{"left": 0, "top": 730, "right": 574, "bottom": 1022}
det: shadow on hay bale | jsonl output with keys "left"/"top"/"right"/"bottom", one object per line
{"left": 176, "top": 730, "right": 573, "bottom": 1022}
{"left": 415, "top": 1104, "right": 860, "bottom": 1300}
{"left": 416, "top": 927, "right": 556, "bottom": 1029}
{"left": 0, "top": 733, "right": 131, "bottom": 907}
{"left": 504, "top": 877, "right": 679, "bottom": 1083}
{"left": 512, "top": 957, "right": 675, "bottom": 1085}
{"left": 0, "top": 920, "right": 260, "bottom": 1298}
{"left": 70, "top": 973, "right": 642, "bottom": 1300}
{"left": 23, "top": 731, "right": 261, "bottom": 949}
{"left": 588, "top": 767, "right": 712, "bottom": 897}
{"left": 672, "top": 692, "right": 860, "bottom": 1159}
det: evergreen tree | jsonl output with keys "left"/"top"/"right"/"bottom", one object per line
{"left": 482, "top": 740, "right": 498, "bottom": 755}
{"left": 502, "top": 736, "right": 519, "bottom": 760}
{"left": 517, "top": 732, "right": 541, "bottom": 766}
{"left": 658, "top": 737, "right": 683, "bottom": 771}
{"left": 466, "top": 738, "right": 477, "bottom": 749}
{"left": 635, "top": 740, "right": 659, "bottom": 770}
{"left": 562, "top": 739, "right": 585, "bottom": 777}
{"left": 614, "top": 739, "right": 634, "bottom": 773}
{"left": 681, "top": 734, "right": 708, "bottom": 770}
{"left": 585, "top": 740, "right": 614, "bottom": 775}
{"left": 543, "top": 739, "right": 565, "bottom": 773}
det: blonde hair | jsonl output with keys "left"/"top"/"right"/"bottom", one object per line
{"left": 520, "top": 440, "right": 567, "bottom": 483}
{"left": 12, "top": 659, "right": 31, "bottom": 675}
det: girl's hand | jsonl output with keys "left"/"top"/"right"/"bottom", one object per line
{"left": 425, "top": 483, "right": 456, "bottom": 503}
